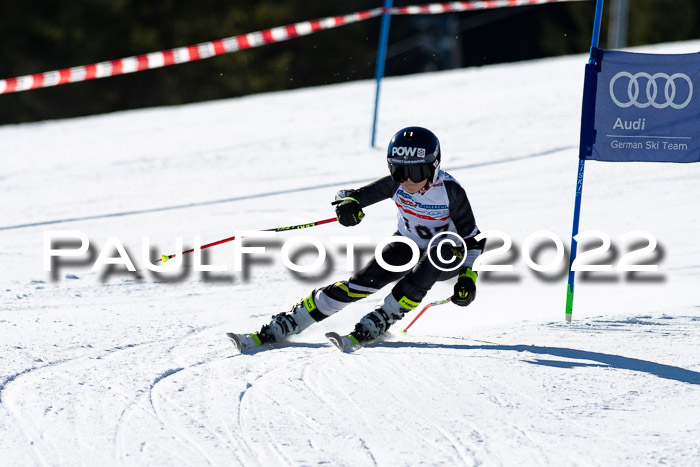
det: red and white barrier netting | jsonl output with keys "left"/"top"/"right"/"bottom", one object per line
{"left": 392, "top": 0, "right": 586, "bottom": 14}
{"left": 0, "top": 0, "right": 587, "bottom": 95}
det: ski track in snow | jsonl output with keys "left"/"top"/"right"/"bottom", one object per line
{"left": 1, "top": 309, "right": 699, "bottom": 464}
{"left": 2, "top": 40, "right": 700, "bottom": 465}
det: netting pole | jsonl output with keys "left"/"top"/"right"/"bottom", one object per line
{"left": 370, "top": 0, "right": 393, "bottom": 148}
{"left": 566, "top": 0, "right": 605, "bottom": 322}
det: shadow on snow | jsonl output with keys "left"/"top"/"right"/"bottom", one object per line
{"left": 377, "top": 342, "right": 700, "bottom": 386}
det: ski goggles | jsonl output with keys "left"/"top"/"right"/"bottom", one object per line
{"left": 388, "top": 162, "right": 432, "bottom": 183}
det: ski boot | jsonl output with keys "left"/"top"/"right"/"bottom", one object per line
{"left": 258, "top": 300, "right": 316, "bottom": 344}
{"left": 228, "top": 292, "right": 323, "bottom": 353}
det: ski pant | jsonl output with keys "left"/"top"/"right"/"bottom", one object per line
{"left": 312, "top": 233, "right": 462, "bottom": 318}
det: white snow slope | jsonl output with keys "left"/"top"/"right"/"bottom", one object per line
{"left": 1, "top": 41, "right": 699, "bottom": 466}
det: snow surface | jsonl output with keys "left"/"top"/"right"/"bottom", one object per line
{"left": 1, "top": 41, "right": 700, "bottom": 466}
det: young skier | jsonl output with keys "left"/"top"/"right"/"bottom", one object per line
{"left": 230, "top": 126, "right": 485, "bottom": 352}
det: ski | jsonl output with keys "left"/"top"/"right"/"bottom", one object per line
{"left": 228, "top": 331, "right": 390, "bottom": 354}
{"left": 325, "top": 331, "right": 389, "bottom": 353}
{"left": 325, "top": 332, "right": 359, "bottom": 353}
{"left": 226, "top": 332, "right": 264, "bottom": 354}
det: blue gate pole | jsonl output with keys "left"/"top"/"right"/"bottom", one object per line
{"left": 370, "top": 0, "right": 393, "bottom": 148}
{"left": 566, "top": 0, "right": 605, "bottom": 323}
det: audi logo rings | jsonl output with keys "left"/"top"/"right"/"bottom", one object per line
{"left": 609, "top": 71, "right": 693, "bottom": 109}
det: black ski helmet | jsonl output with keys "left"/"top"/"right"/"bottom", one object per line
{"left": 387, "top": 126, "right": 441, "bottom": 184}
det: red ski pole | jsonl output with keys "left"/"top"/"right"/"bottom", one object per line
{"left": 400, "top": 297, "right": 451, "bottom": 334}
{"left": 159, "top": 216, "right": 338, "bottom": 263}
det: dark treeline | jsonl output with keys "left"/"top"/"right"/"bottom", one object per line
{"left": 1, "top": 0, "right": 698, "bottom": 125}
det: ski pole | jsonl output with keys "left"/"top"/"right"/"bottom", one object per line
{"left": 159, "top": 216, "right": 338, "bottom": 263}
{"left": 400, "top": 297, "right": 451, "bottom": 334}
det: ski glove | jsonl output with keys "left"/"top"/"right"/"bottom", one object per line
{"left": 452, "top": 267, "right": 477, "bottom": 307}
{"left": 332, "top": 197, "right": 364, "bottom": 226}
